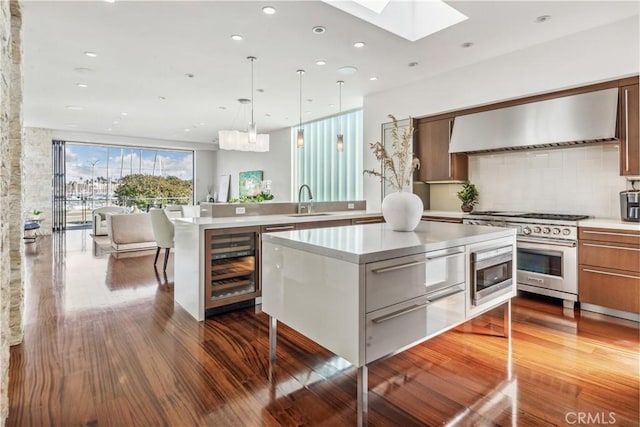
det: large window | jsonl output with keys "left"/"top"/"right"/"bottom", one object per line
{"left": 292, "top": 109, "right": 363, "bottom": 201}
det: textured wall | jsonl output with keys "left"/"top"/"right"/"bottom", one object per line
{"left": 23, "top": 128, "right": 52, "bottom": 234}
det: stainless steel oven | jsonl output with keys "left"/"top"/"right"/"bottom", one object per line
{"left": 471, "top": 245, "right": 513, "bottom": 306}
{"left": 516, "top": 237, "right": 577, "bottom": 306}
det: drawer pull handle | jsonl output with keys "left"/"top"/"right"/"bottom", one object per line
{"left": 354, "top": 219, "right": 382, "bottom": 224}
{"left": 264, "top": 225, "right": 295, "bottom": 231}
{"left": 582, "top": 268, "right": 639, "bottom": 280}
{"left": 526, "top": 276, "right": 544, "bottom": 283}
{"left": 372, "top": 303, "right": 428, "bottom": 324}
{"left": 372, "top": 260, "right": 427, "bottom": 274}
{"left": 427, "top": 288, "right": 464, "bottom": 303}
{"left": 583, "top": 230, "right": 639, "bottom": 238}
{"left": 582, "top": 243, "right": 640, "bottom": 252}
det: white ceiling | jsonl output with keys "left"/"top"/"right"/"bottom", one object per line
{"left": 21, "top": 1, "right": 639, "bottom": 146}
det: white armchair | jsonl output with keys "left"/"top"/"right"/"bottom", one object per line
{"left": 92, "top": 206, "right": 128, "bottom": 236}
{"left": 180, "top": 205, "right": 201, "bottom": 218}
{"left": 149, "top": 208, "right": 175, "bottom": 272}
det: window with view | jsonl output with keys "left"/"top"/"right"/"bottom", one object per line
{"left": 292, "top": 109, "right": 363, "bottom": 201}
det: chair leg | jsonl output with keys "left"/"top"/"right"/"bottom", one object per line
{"left": 154, "top": 247, "right": 161, "bottom": 265}
{"left": 163, "top": 248, "right": 170, "bottom": 272}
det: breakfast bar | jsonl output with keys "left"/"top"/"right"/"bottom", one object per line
{"left": 261, "top": 221, "right": 517, "bottom": 425}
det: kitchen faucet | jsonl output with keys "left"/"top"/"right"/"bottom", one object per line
{"left": 297, "top": 184, "right": 313, "bottom": 214}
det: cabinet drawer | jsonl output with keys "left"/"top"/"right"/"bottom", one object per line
{"left": 351, "top": 217, "right": 384, "bottom": 225}
{"left": 365, "top": 296, "right": 428, "bottom": 364}
{"left": 579, "top": 265, "right": 640, "bottom": 314}
{"left": 579, "top": 227, "right": 640, "bottom": 246}
{"left": 261, "top": 224, "right": 297, "bottom": 233}
{"left": 426, "top": 284, "right": 466, "bottom": 337}
{"left": 365, "top": 247, "right": 464, "bottom": 313}
{"left": 579, "top": 241, "right": 640, "bottom": 272}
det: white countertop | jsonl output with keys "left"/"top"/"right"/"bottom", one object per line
{"left": 262, "top": 221, "right": 515, "bottom": 264}
{"left": 578, "top": 218, "right": 640, "bottom": 231}
{"left": 174, "top": 210, "right": 382, "bottom": 230}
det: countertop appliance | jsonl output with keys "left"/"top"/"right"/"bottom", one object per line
{"left": 620, "top": 189, "right": 640, "bottom": 222}
{"left": 463, "top": 211, "right": 590, "bottom": 308}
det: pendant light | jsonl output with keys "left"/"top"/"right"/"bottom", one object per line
{"left": 247, "top": 56, "right": 257, "bottom": 143}
{"left": 336, "top": 80, "right": 344, "bottom": 152}
{"left": 296, "top": 69, "right": 305, "bottom": 148}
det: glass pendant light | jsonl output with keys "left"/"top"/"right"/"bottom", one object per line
{"left": 297, "top": 69, "right": 305, "bottom": 148}
{"left": 337, "top": 80, "right": 344, "bottom": 152}
{"left": 247, "top": 56, "right": 257, "bottom": 144}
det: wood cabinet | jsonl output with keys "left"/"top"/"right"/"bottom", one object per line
{"left": 415, "top": 118, "right": 467, "bottom": 182}
{"left": 619, "top": 83, "right": 639, "bottom": 176}
{"left": 578, "top": 227, "right": 640, "bottom": 314}
{"left": 421, "top": 215, "right": 463, "bottom": 224}
{"left": 204, "top": 227, "right": 261, "bottom": 310}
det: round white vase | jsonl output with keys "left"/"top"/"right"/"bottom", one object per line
{"left": 381, "top": 191, "right": 424, "bottom": 231}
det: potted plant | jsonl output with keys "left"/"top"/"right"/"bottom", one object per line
{"left": 364, "top": 114, "right": 422, "bottom": 231}
{"left": 457, "top": 181, "right": 479, "bottom": 212}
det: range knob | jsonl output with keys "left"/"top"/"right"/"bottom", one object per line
{"left": 562, "top": 228, "right": 571, "bottom": 236}
{"left": 553, "top": 228, "right": 561, "bottom": 235}
{"left": 533, "top": 226, "right": 542, "bottom": 233}
{"left": 542, "top": 227, "right": 551, "bottom": 234}
{"left": 523, "top": 227, "right": 532, "bottom": 235}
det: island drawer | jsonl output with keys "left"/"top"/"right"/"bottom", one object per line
{"left": 365, "top": 247, "right": 465, "bottom": 313}
{"left": 365, "top": 296, "right": 429, "bottom": 364}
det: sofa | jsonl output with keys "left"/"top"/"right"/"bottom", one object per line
{"left": 92, "top": 206, "right": 128, "bottom": 236}
{"left": 107, "top": 213, "right": 157, "bottom": 252}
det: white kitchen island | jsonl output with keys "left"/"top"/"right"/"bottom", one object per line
{"left": 261, "top": 221, "right": 517, "bottom": 426}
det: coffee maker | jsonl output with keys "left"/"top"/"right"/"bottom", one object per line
{"left": 620, "top": 180, "right": 639, "bottom": 222}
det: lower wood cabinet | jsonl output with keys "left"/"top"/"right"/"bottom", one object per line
{"left": 578, "top": 227, "right": 640, "bottom": 314}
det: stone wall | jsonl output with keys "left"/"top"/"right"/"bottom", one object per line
{"left": 23, "top": 128, "right": 52, "bottom": 234}
{"left": 1, "top": 1, "right": 22, "bottom": 425}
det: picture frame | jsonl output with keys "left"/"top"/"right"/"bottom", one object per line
{"left": 239, "top": 170, "right": 263, "bottom": 197}
{"left": 380, "top": 117, "right": 413, "bottom": 201}
{"left": 217, "top": 174, "right": 230, "bottom": 202}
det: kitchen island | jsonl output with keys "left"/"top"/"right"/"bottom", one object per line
{"left": 261, "top": 221, "right": 516, "bottom": 426}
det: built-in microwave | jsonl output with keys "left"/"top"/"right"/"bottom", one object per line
{"left": 471, "top": 245, "right": 513, "bottom": 306}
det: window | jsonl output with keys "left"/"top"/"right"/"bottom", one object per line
{"left": 292, "top": 109, "right": 363, "bottom": 201}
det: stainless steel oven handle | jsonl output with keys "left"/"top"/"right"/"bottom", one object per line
{"left": 372, "top": 260, "right": 427, "bottom": 274}
{"left": 371, "top": 303, "right": 428, "bottom": 324}
{"left": 518, "top": 237, "right": 576, "bottom": 248}
{"left": 525, "top": 276, "right": 544, "bottom": 283}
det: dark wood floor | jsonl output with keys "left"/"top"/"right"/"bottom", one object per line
{"left": 8, "top": 231, "right": 640, "bottom": 426}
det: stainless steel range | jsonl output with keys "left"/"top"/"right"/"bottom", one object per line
{"left": 463, "top": 211, "right": 590, "bottom": 309}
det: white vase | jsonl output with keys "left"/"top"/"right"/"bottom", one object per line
{"left": 381, "top": 191, "right": 424, "bottom": 231}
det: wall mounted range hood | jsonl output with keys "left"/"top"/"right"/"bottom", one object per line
{"left": 449, "top": 88, "right": 619, "bottom": 153}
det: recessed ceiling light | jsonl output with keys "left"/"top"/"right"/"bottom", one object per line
{"left": 262, "top": 6, "right": 276, "bottom": 15}
{"left": 369, "top": 76, "right": 378, "bottom": 81}
{"left": 76, "top": 83, "right": 88, "bottom": 88}
{"left": 185, "top": 73, "right": 195, "bottom": 78}
{"left": 460, "top": 42, "right": 474, "bottom": 48}
{"left": 353, "top": 41, "right": 366, "bottom": 48}
{"left": 84, "top": 51, "right": 98, "bottom": 58}
{"left": 112, "top": 120, "right": 120, "bottom": 125}
{"left": 104, "top": 0, "right": 115, "bottom": 3}
{"left": 316, "top": 59, "right": 327, "bottom": 66}
{"left": 219, "top": 106, "right": 227, "bottom": 110}
{"left": 199, "top": 122, "right": 205, "bottom": 126}
{"left": 121, "top": 112, "right": 128, "bottom": 116}
{"left": 337, "top": 65, "right": 358, "bottom": 75}
{"left": 329, "top": 104, "right": 335, "bottom": 107}
{"left": 257, "top": 88, "right": 265, "bottom": 93}
{"left": 158, "top": 96, "right": 166, "bottom": 100}
{"left": 184, "top": 128, "right": 191, "bottom": 132}
{"left": 265, "top": 113, "right": 271, "bottom": 118}
{"left": 535, "top": 15, "right": 551, "bottom": 23}
{"left": 107, "top": 128, "right": 113, "bottom": 131}
{"left": 65, "top": 105, "right": 84, "bottom": 111}
{"left": 312, "top": 26, "right": 326, "bottom": 34}
{"left": 306, "top": 98, "right": 313, "bottom": 103}
{"left": 231, "top": 34, "right": 243, "bottom": 41}
{"left": 408, "top": 61, "right": 419, "bottom": 67}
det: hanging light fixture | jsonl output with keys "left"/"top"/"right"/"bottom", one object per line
{"left": 296, "top": 69, "right": 305, "bottom": 148}
{"left": 336, "top": 80, "right": 344, "bottom": 152}
{"left": 247, "top": 56, "right": 257, "bottom": 143}
{"left": 218, "top": 56, "right": 269, "bottom": 152}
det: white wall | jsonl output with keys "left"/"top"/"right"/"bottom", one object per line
{"left": 194, "top": 150, "right": 216, "bottom": 203}
{"left": 363, "top": 16, "right": 640, "bottom": 212}
{"left": 213, "top": 127, "right": 292, "bottom": 201}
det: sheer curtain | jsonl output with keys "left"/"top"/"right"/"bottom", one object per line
{"left": 292, "top": 109, "right": 363, "bottom": 201}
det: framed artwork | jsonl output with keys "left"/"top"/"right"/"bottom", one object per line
{"left": 239, "top": 170, "right": 263, "bottom": 197}
{"left": 381, "top": 117, "right": 412, "bottom": 201}
{"left": 217, "top": 174, "right": 230, "bottom": 202}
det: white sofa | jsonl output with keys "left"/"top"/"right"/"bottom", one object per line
{"left": 92, "top": 206, "right": 128, "bottom": 236}
{"left": 107, "top": 213, "right": 156, "bottom": 252}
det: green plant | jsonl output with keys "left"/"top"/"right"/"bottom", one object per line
{"left": 363, "top": 114, "right": 420, "bottom": 192}
{"left": 229, "top": 192, "right": 275, "bottom": 203}
{"left": 457, "top": 181, "right": 479, "bottom": 207}
{"left": 32, "top": 209, "right": 42, "bottom": 216}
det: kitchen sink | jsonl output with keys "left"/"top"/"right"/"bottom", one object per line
{"left": 287, "top": 213, "right": 331, "bottom": 217}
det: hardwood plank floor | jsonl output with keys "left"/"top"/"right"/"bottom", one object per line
{"left": 8, "top": 231, "right": 640, "bottom": 426}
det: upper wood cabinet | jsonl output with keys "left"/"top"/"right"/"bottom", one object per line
{"left": 415, "top": 118, "right": 467, "bottom": 182}
{"left": 619, "top": 83, "right": 639, "bottom": 176}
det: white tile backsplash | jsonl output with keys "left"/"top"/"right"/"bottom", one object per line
{"left": 469, "top": 144, "right": 627, "bottom": 219}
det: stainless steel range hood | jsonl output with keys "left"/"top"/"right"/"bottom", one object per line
{"left": 449, "top": 88, "right": 619, "bottom": 153}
